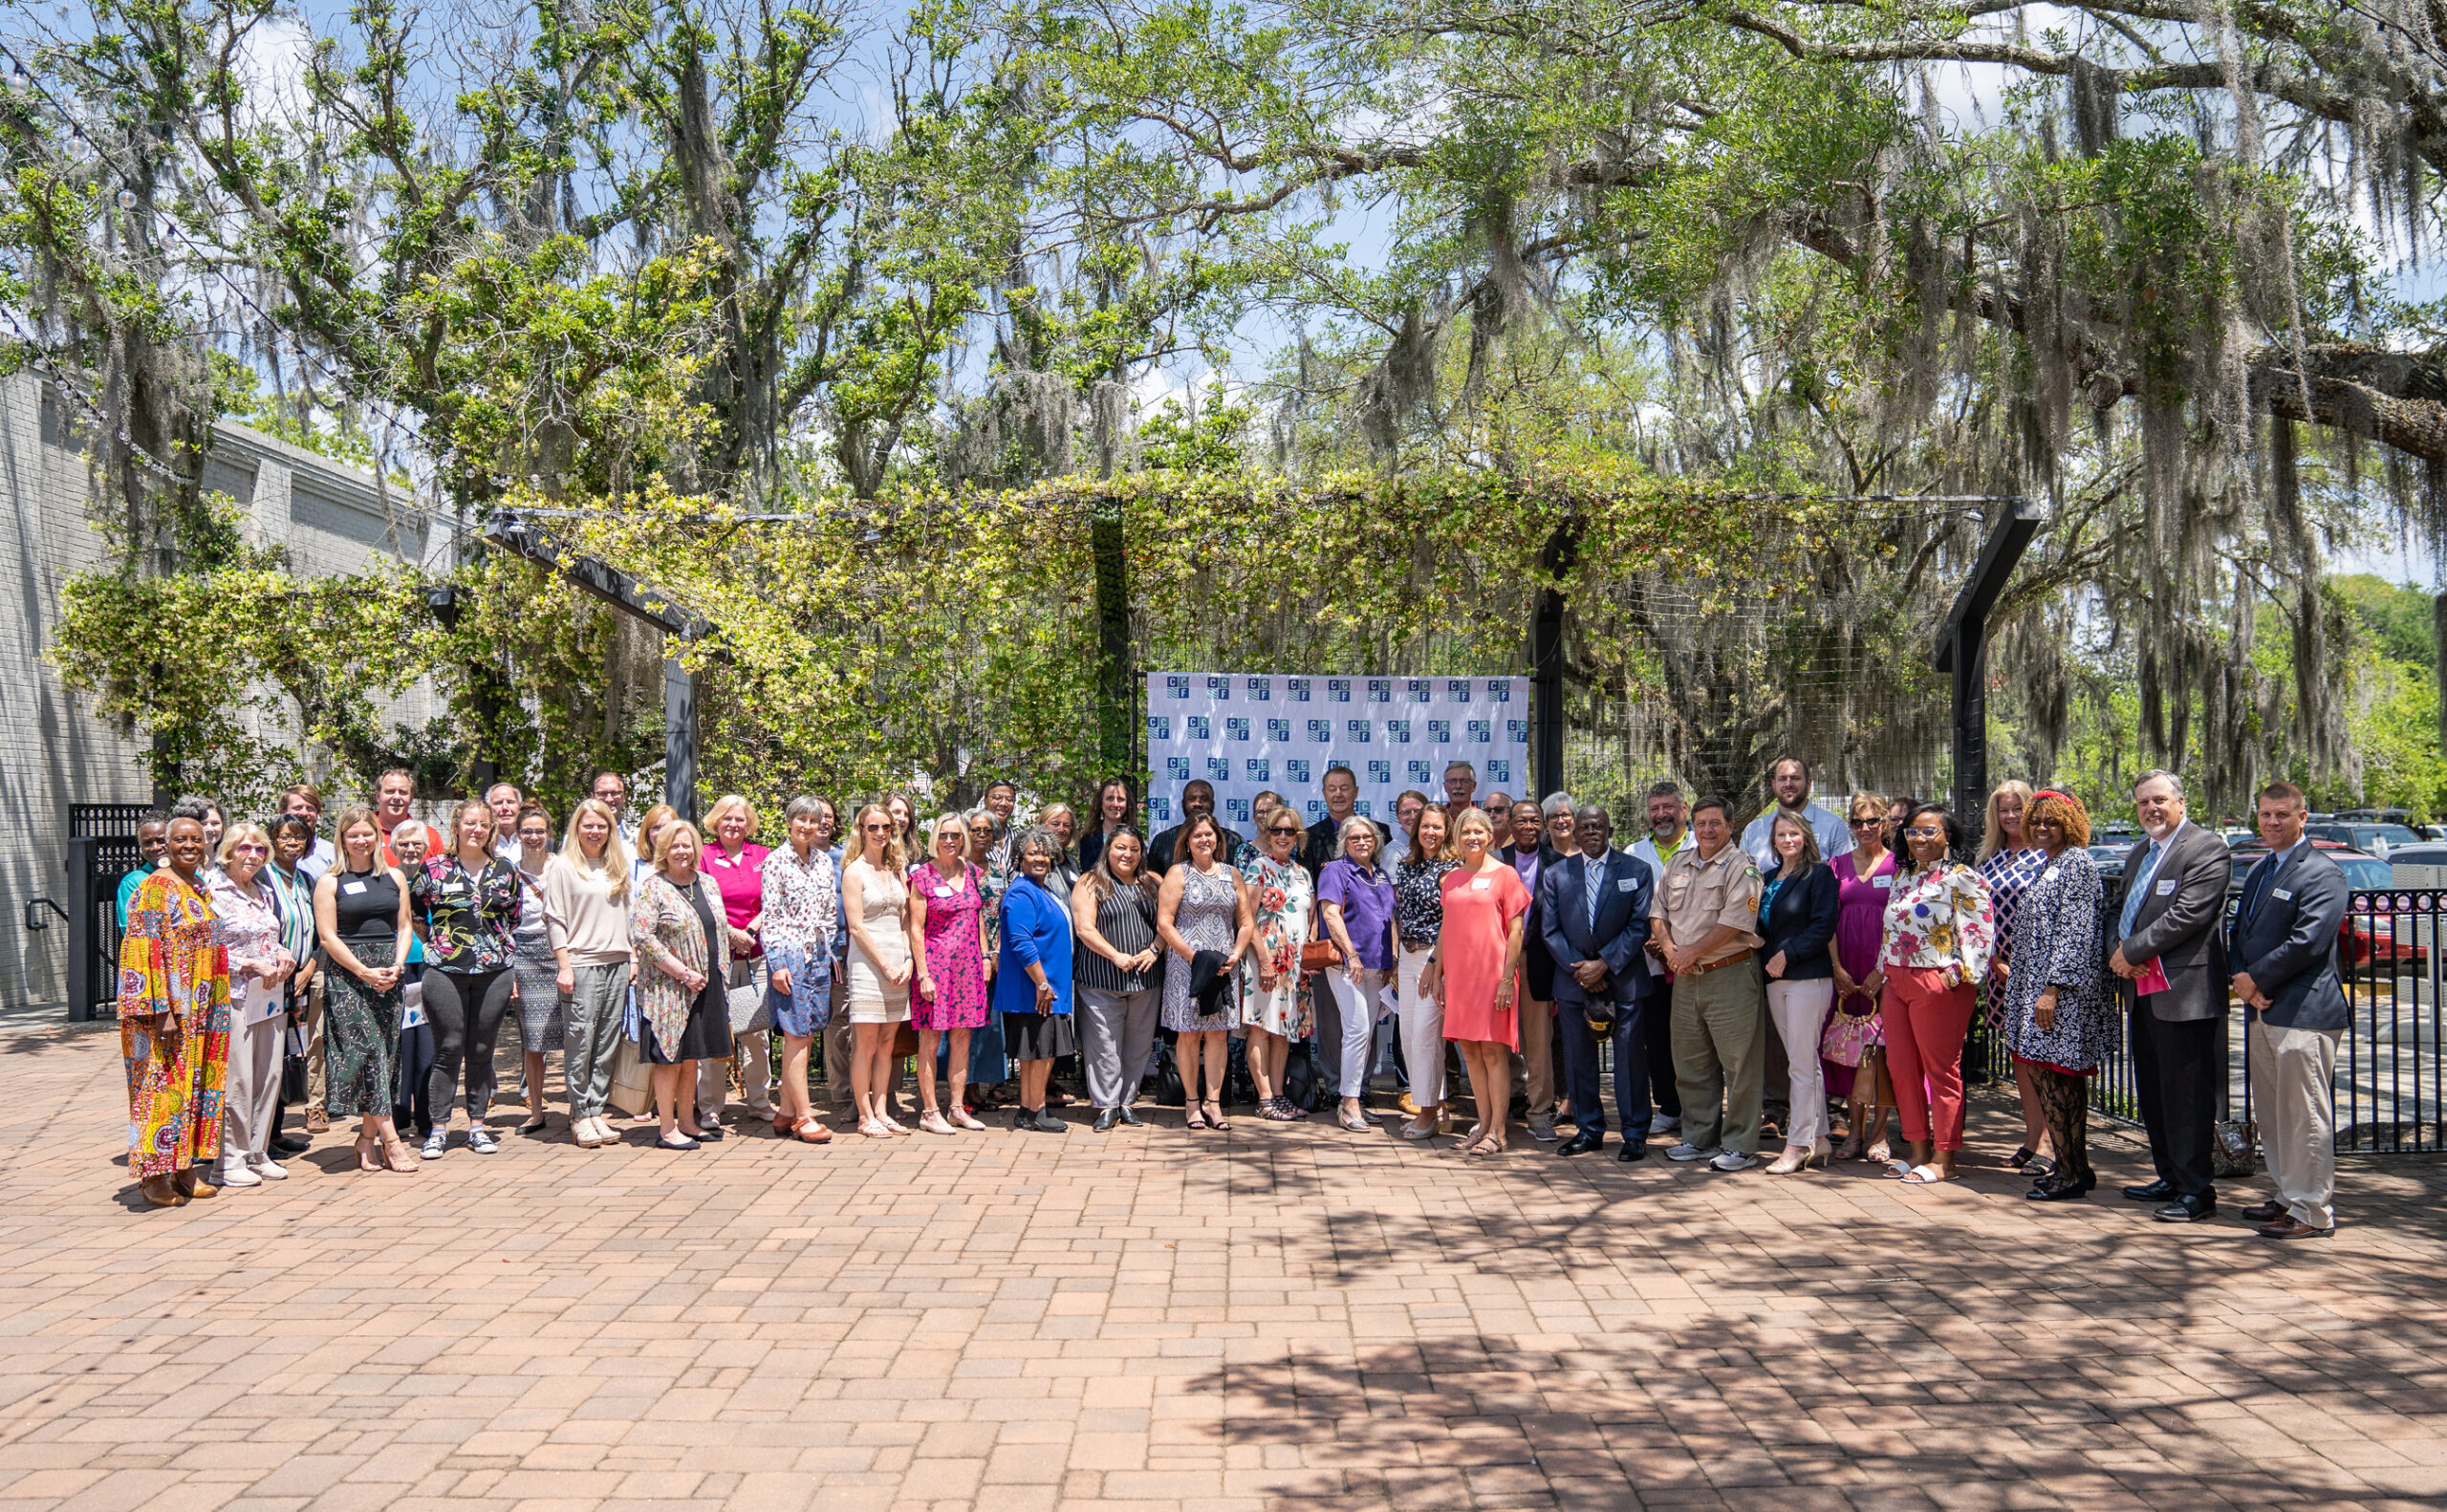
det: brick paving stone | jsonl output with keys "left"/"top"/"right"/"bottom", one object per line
{"left": 3, "top": 1014, "right": 2444, "bottom": 1509}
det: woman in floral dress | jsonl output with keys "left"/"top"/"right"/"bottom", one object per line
{"left": 1239, "top": 803, "right": 1315, "bottom": 1119}
{"left": 911, "top": 813, "right": 994, "bottom": 1134}
{"left": 1977, "top": 779, "right": 2051, "bottom": 1168}
{"left": 119, "top": 816, "right": 232, "bottom": 1207}
{"left": 2000, "top": 790, "right": 2116, "bottom": 1201}
{"left": 1872, "top": 803, "right": 1997, "bottom": 1184}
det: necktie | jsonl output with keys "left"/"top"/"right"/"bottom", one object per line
{"left": 2240, "top": 853, "right": 2276, "bottom": 931}
{"left": 1587, "top": 858, "right": 1603, "bottom": 929}
{"left": 2118, "top": 839, "right": 2165, "bottom": 939}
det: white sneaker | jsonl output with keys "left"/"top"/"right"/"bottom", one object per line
{"left": 248, "top": 1156, "right": 288, "bottom": 1180}
{"left": 1666, "top": 1142, "right": 1717, "bottom": 1163}
{"left": 1648, "top": 1114, "right": 1681, "bottom": 1136}
{"left": 1710, "top": 1150, "right": 1756, "bottom": 1172}
{"left": 421, "top": 1131, "right": 448, "bottom": 1160}
{"left": 218, "top": 1161, "right": 262, "bottom": 1187}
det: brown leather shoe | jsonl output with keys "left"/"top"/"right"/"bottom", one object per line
{"left": 139, "top": 1176, "right": 187, "bottom": 1208}
{"left": 2241, "top": 1199, "right": 2285, "bottom": 1222}
{"left": 173, "top": 1168, "right": 219, "bottom": 1200}
{"left": 2258, "top": 1216, "right": 2332, "bottom": 1240}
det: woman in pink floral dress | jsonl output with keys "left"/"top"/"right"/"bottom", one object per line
{"left": 910, "top": 815, "right": 993, "bottom": 1134}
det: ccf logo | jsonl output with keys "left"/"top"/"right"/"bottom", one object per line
{"left": 1405, "top": 679, "right": 1431, "bottom": 702}
{"left": 1245, "top": 759, "right": 1270, "bottom": 782}
{"left": 1205, "top": 676, "right": 1232, "bottom": 700}
{"left": 1387, "top": 720, "right": 1412, "bottom": 744}
{"left": 1147, "top": 715, "right": 1171, "bottom": 741}
{"left": 1344, "top": 719, "right": 1372, "bottom": 744}
{"left": 1248, "top": 677, "right": 1271, "bottom": 701}
{"left": 1225, "top": 717, "right": 1250, "bottom": 741}
{"left": 1149, "top": 796, "right": 1173, "bottom": 821}
{"left": 1366, "top": 679, "right": 1391, "bottom": 703}
{"left": 1488, "top": 759, "right": 1511, "bottom": 784}
{"left": 1366, "top": 760, "right": 1392, "bottom": 784}
{"left": 1445, "top": 679, "right": 1472, "bottom": 702}
{"left": 1408, "top": 760, "right": 1432, "bottom": 784}
{"left": 1288, "top": 678, "right": 1311, "bottom": 702}
{"left": 1206, "top": 757, "right": 1231, "bottom": 781}
{"left": 1327, "top": 679, "right": 1352, "bottom": 702}
{"left": 1307, "top": 719, "right": 1332, "bottom": 743}
{"left": 1186, "top": 715, "right": 1210, "bottom": 740}
{"left": 1488, "top": 680, "right": 1512, "bottom": 703}
{"left": 1165, "top": 675, "right": 1190, "bottom": 700}
{"left": 1467, "top": 720, "right": 1491, "bottom": 743}
{"left": 1428, "top": 719, "right": 1452, "bottom": 743}
{"left": 1286, "top": 759, "right": 1311, "bottom": 785}
{"left": 1225, "top": 798, "right": 1251, "bottom": 823}
{"left": 1267, "top": 718, "right": 1290, "bottom": 742}
{"left": 1163, "top": 756, "right": 1190, "bottom": 780}
{"left": 1506, "top": 719, "right": 1528, "bottom": 742}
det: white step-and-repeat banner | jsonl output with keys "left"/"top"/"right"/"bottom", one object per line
{"left": 1143, "top": 673, "right": 1532, "bottom": 830}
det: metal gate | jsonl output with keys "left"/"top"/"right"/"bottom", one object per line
{"left": 66, "top": 804, "right": 154, "bottom": 1023}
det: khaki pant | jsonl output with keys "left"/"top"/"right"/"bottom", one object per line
{"left": 222, "top": 987, "right": 283, "bottom": 1169}
{"left": 302, "top": 972, "right": 328, "bottom": 1114}
{"left": 1672, "top": 962, "right": 1765, "bottom": 1156}
{"left": 2249, "top": 1016, "right": 2339, "bottom": 1230}
{"left": 1512, "top": 996, "right": 1556, "bottom": 1119}
{"left": 826, "top": 1017, "right": 859, "bottom": 1116}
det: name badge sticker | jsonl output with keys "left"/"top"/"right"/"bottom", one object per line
{"left": 1616, "top": 877, "right": 1636, "bottom": 893}
{"left": 1873, "top": 875, "right": 1894, "bottom": 889}
{"left": 341, "top": 880, "right": 367, "bottom": 896}
{"left": 2155, "top": 878, "right": 2177, "bottom": 896}
{"left": 1470, "top": 877, "right": 1491, "bottom": 893}
{"left": 936, "top": 885, "right": 954, "bottom": 898}
{"left": 2272, "top": 888, "right": 2294, "bottom": 901}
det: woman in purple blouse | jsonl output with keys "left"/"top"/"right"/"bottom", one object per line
{"left": 1317, "top": 816, "right": 1399, "bottom": 1134}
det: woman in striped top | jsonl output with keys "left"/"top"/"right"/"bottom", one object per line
{"left": 1072, "top": 827, "right": 1163, "bottom": 1132}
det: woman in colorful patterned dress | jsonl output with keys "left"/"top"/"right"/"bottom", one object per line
{"left": 119, "top": 815, "right": 233, "bottom": 1208}
{"left": 1157, "top": 813, "right": 1252, "bottom": 1131}
{"left": 1239, "top": 802, "right": 1316, "bottom": 1120}
{"left": 910, "top": 813, "right": 994, "bottom": 1134}
{"left": 1872, "top": 804, "right": 1997, "bottom": 1184}
{"left": 761, "top": 795, "right": 843, "bottom": 1145}
{"left": 1828, "top": 791, "right": 1896, "bottom": 1162}
{"left": 206, "top": 825, "right": 297, "bottom": 1189}
{"left": 409, "top": 801, "right": 524, "bottom": 1159}
{"left": 963, "top": 809, "right": 1013, "bottom": 1106}
{"left": 2001, "top": 790, "right": 2115, "bottom": 1201}
{"left": 1977, "top": 779, "right": 2051, "bottom": 1170}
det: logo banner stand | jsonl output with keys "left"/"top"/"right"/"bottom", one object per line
{"left": 1144, "top": 673, "right": 1532, "bottom": 832}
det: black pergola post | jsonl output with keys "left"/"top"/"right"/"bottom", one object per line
{"left": 1933, "top": 498, "right": 2044, "bottom": 838}
{"left": 482, "top": 510, "right": 712, "bottom": 823}
{"left": 1531, "top": 523, "right": 1579, "bottom": 803}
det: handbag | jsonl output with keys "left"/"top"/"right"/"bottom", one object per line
{"left": 1820, "top": 997, "right": 1879, "bottom": 1068}
{"left": 1299, "top": 937, "right": 1343, "bottom": 974}
{"left": 606, "top": 1034, "right": 654, "bottom": 1116}
{"left": 2212, "top": 1117, "right": 2260, "bottom": 1177}
{"left": 280, "top": 1053, "right": 310, "bottom": 1103}
{"left": 892, "top": 1021, "right": 920, "bottom": 1058}
{"left": 725, "top": 980, "right": 769, "bottom": 1034}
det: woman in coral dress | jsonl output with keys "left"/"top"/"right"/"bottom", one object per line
{"left": 1434, "top": 807, "right": 1530, "bottom": 1156}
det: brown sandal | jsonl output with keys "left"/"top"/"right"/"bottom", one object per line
{"left": 381, "top": 1136, "right": 423, "bottom": 1173}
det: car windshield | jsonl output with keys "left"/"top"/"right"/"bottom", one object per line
{"left": 2360, "top": 825, "right": 2424, "bottom": 848}
{"left": 2340, "top": 857, "right": 2394, "bottom": 889}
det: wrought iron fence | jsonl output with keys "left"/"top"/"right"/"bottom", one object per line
{"left": 65, "top": 804, "right": 153, "bottom": 1023}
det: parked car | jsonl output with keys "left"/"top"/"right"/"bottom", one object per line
{"left": 2088, "top": 844, "right": 2129, "bottom": 880}
{"left": 2306, "top": 821, "right": 2424, "bottom": 856}
{"left": 2385, "top": 843, "right": 2447, "bottom": 886}
{"left": 2229, "top": 842, "right": 2423, "bottom": 969}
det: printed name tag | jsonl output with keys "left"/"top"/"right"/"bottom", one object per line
{"left": 1470, "top": 877, "right": 1491, "bottom": 892}
{"left": 1616, "top": 878, "right": 1636, "bottom": 893}
{"left": 1873, "top": 875, "right": 1894, "bottom": 889}
{"left": 935, "top": 886, "right": 954, "bottom": 898}
{"left": 341, "top": 880, "right": 367, "bottom": 896}
{"left": 2272, "top": 888, "right": 2293, "bottom": 901}
{"left": 442, "top": 881, "right": 467, "bottom": 896}
{"left": 2155, "top": 878, "right": 2177, "bottom": 896}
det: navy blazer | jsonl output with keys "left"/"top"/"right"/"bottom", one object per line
{"left": 1757, "top": 862, "right": 1838, "bottom": 981}
{"left": 2225, "top": 843, "right": 2350, "bottom": 1032}
{"left": 1539, "top": 849, "right": 1656, "bottom": 1005}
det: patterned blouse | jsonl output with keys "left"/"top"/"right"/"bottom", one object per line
{"left": 409, "top": 854, "right": 523, "bottom": 972}
{"left": 759, "top": 842, "right": 843, "bottom": 963}
{"left": 118, "top": 871, "right": 229, "bottom": 1026}
{"left": 1978, "top": 846, "right": 2047, "bottom": 965}
{"left": 206, "top": 872, "right": 289, "bottom": 981}
{"left": 1879, "top": 861, "right": 1997, "bottom": 986}
{"left": 2000, "top": 848, "right": 2117, "bottom": 1073}
{"left": 1393, "top": 856, "right": 1458, "bottom": 949}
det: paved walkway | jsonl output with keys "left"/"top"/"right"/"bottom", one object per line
{"left": 4, "top": 1013, "right": 2444, "bottom": 1511}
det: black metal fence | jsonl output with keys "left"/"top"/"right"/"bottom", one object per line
{"left": 66, "top": 804, "right": 153, "bottom": 1023}
{"left": 1966, "top": 887, "right": 2444, "bottom": 1156}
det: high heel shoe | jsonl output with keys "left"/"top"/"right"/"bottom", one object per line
{"left": 381, "top": 1136, "right": 422, "bottom": 1173}
{"left": 1808, "top": 1138, "right": 1831, "bottom": 1169}
{"left": 1765, "top": 1146, "right": 1810, "bottom": 1175}
{"left": 356, "top": 1132, "right": 382, "bottom": 1172}
{"left": 1202, "top": 1100, "right": 1230, "bottom": 1132}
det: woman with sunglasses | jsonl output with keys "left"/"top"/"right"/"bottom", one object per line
{"left": 1828, "top": 792, "right": 1897, "bottom": 1162}
{"left": 910, "top": 813, "right": 994, "bottom": 1134}
{"left": 409, "top": 800, "right": 525, "bottom": 1159}
{"left": 1240, "top": 801, "right": 1317, "bottom": 1119}
{"left": 1872, "top": 804, "right": 1996, "bottom": 1184}
{"left": 842, "top": 803, "right": 916, "bottom": 1136}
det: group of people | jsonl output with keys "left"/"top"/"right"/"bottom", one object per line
{"left": 113, "top": 756, "right": 2350, "bottom": 1239}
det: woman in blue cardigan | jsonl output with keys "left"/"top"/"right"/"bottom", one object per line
{"left": 1759, "top": 811, "right": 1840, "bottom": 1173}
{"left": 995, "top": 827, "right": 1077, "bottom": 1133}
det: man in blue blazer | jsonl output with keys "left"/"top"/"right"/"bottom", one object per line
{"left": 2227, "top": 782, "right": 2350, "bottom": 1239}
{"left": 1541, "top": 805, "right": 1657, "bottom": 1161}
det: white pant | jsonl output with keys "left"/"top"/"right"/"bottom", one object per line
{"left": 2249, "top": 1016, "right": 2339, "bottom": 1229}
{"left": 221, "top": 983, "right": 283, "bottom": 1168}
{"left": 1397, "top": 945, "right": 1444, "bottom": 1107}
{"left": 1326, "top": 968, "right": 1396, "bottom": 1097}
{"left": 1766, "top": 978, "right": 1832, "bottom": 1148}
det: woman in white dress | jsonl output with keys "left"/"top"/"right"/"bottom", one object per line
{"left": 842, "top": 802, "right": 915, "bottom": 1137}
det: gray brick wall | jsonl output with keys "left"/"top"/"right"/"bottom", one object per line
{"left": 0, "top": 373, "right": 440, "bottom": 1009}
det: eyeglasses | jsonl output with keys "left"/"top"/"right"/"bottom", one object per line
{"left": 1903, "top": 826, "right": 1944, "bottom": 839}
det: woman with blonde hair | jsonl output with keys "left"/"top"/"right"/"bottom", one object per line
{"left": 698, "top": 793, "right": 773, "bottom": 1132}
{"left": 316, "top": 807, "right": 419, "bottom": 1173}
{"left": 548, "top": 798, "right": 634, "bottom": 1148}
{"left": 1829, "top": 790, "right": 1897, "bottom": 1161}
{"left": 1435, "top": 807, "right": 1529, "bottom": 1156}
{"left": 911, "top": 812, "right": 993, "bottom": 1134}
{"left": 629, "top": 820, "right": 733, "bottom": 1148}
{"left": 842, "top": 802, "right": 915, "bottom": 1136}
{"left": 631, "top": 803, "right": 679, "bottom": 881}
{"left": 1392, "top": 805, "right": 1458, "bottom": 1138}
{"left": 1976, "top": 778, "right": 2050, "bottom": 1166}
{"left": 207, "top": 824, "right": 297, "bottom": 1188}
{"left": 1317, "top": 813, "right": 1398, "bottom": 1133}
{"left": 1757, "top": 811, "right": 1839, "bottom": 1173}
{"left": 410, "top": 799, "right": 524, "bottom": 1159}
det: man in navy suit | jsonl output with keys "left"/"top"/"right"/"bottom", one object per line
{"left": 1541, "top": 805, "right": 1657, "bottom": 1161}
{"left": 2227, "top": 781, "right": 2350, "bottom": 1239}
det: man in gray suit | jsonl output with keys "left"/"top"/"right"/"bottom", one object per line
{"left": 2227, "top": 781, "right": 2349, "bottom": 1239}
{"left": 2109, "top": 769, "right": 2232, "bottom": 1222}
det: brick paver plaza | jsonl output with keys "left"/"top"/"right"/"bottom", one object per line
{"left": 7, "top": 1011, "right": 2446, "bottom": 1510}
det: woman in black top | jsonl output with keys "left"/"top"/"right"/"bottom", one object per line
{"left": 1076, "top": 777, "right": 1137, "bottom": 875}
{"left": 1759, "top": 811, "right": 1840, "bottom": 1174}
{"left": 408, "top": 800, "right": 524, "bottom": 1160}
{"left": 1072, "top": 827, "right": 1163, "bottom": 1131}
{"left": 314, "top": 807, "right": 420, "bottom": 1173}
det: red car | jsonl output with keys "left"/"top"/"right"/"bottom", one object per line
{"left": 2228, "top": 843, "right": 2424, "bottom": 970}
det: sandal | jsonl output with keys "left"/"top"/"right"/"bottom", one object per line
{"left": 1833, "top": 1134, "right": 1863, "bottom": 1161}
{"left": 1202, "top": 1100, "right": 1229, "bottom": 1132}
{"left": 1185, "top": 1110, "right": 1209, "bottom": 1132}
{"left": 380, "top": 1137, "right": 422, "bottom": 1173}
{"left": 919, "top": 1112, "right": 956, "bottom": 1135}
{"left": 1897, "top": 1163, "right": 1948, "bottom": 1184}
{"left": 948, "top": 1108, "right": 987, "bottom": 1132}
{"left": 2007, "top": 1145, "right": 2035, "bottom": 1169}
{"left": 1468, "top": 1138, "right": 1505, "bottom": 1157}
{"left": 1866, "top": 1139, "right": 1893, "bottom": 1165}
{"left": 355, "top": 1132, "right": 382, "bottom": 1173}
{"left": 858, "top": 1120, "right": 894, "bottom": 1139}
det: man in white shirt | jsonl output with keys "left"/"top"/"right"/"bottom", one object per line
{"left": 1628, "top": 781, "right": 1691, "bottom": 1136}
{"left": 487, "top": 782, "right": 525, "bottom": 864}
{"left": 279, "top": 785, "right": 336, "bottom": 886}
{"left": 1383, "top": 789, "right": 1427, "bottom": 865}
{"left": 1741, "top": 757, "right": 1853, "bottom": 870}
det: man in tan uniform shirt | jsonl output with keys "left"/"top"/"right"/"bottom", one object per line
{"left": 1651, "top": 795, "right": 1767, "bottom": 1170}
